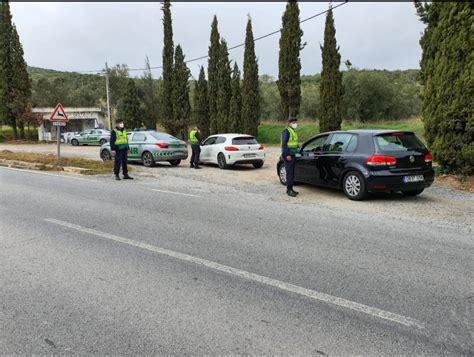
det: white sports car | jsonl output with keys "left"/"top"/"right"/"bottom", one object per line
{"left": 199, "top": 134, "right": 265, "bottom": 169}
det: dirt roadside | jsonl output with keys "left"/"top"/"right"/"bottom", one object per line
{"left": 1, "top": 143, "right": 472, "bottom": 234}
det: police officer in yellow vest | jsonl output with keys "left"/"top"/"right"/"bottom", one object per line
{"left": 189, "top": 126, "right": 202, "bottom": 169}
{"left": 110, "top": 119, "right": 133, "bottom": 181}
{"left": 281, "top": 117, "right": 299, "bottom": 197}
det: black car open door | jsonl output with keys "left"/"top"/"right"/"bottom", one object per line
{"left": 295, "top": 135, "right": 330, "bottom": 185}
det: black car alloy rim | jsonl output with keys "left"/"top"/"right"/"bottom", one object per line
{"left": 345, "top": 174, "right": 361, "bottom": 196}
{"left": 279, "top": 165, "right": 287, "bottom": 184}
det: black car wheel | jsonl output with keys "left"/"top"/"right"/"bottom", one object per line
{"left": 217, "top": 153, "right": 228, "bottom": 170}
{"left": 402, "top": 189, "right": 424, "bottom": 196}
{"left": 99, "top": 139, "right": 107, "bottom": 145}
{"left": 253, "top": 161, "right": 264, "bottom": 169}
{"left": 142, "top": 151, "right": 155, "bottom": 167}
{"left": 278, "top": 164, "right": 287, "bottom": 186}
{"left": 101, "top": 150, "right": 112, "bottom": 161}
{"left": 169, "top": 159, "right": 181, "bottom": 166}
{"left": 343, "top": 171, "right": 367, "bottom": 201}
{"left": 71, "top": 139, "right": 79, "bottom": 146}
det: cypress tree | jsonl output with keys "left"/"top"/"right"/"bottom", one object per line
{"left": 10, "top": 24, "right": 31, "bottom": 139}
{"left": 207, "top": 16, "right": 220, "bottom": 134}
{"left": 171, "top": 45, "right": 191, "bottom": 140}
{"left": 161, "top": 0, "right": 174, "bottom": 133}
{"left": 229, "top": 62, "right": 242, "bottom": 133}
{"left": 216, "top": 39, "right": 231, "bottom": 133}
{"left": 193, "top": 66, "right": 209, "bottom": 138}
{"left": 119, "top": 79, "right": 142, "bottom": 130}
{"left": 277, "top": 1, "right": 303, "bottom": 119}
{"left": 319, "top": 6, "right": 343, "bottom": 133}
{"left": 416, "top": 2, "right": 473, "bottom": 175}
{"left": 241, "top": 17, "right": 260, "bottom": 136}
{"left": 0, "top": 1, "right": 17, "bottom": 138}
{"left": 0, "top": 1, "right": 7, "bottom": 126}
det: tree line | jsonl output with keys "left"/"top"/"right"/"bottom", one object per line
{"left": 1, "top": 1, "right": 472, "bottom": 174}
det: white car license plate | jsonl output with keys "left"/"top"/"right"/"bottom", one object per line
{"left": 244, "top": 154, "right": 256, "bottom": 158}
{"left": 403, "top": 175, "right": 424, "bottom": 183}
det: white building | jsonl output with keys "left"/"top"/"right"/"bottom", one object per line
{"left": 33, "top": 107, "right": 108, "bottom": 141}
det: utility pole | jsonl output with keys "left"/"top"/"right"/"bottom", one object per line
{"left": 105, "top": 62, "right": 112, "bottom": 130}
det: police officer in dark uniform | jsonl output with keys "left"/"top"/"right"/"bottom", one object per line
{"left": 189, "top": 126, "right": 202, "bottom": 169}
{"left": 281, "top": 117, "right": 299, "bottom": 197}
{"left": 110, "top": 119, "right": 133, "bottom": 181}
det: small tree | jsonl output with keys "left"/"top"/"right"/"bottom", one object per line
{"left": 193, "top": 66, "right": 209, "bottom": 137}
{"left": 229, "top": 62, "right": 242, "bottom": 133}
{"left": 119, "top": 79, "right": 142, "bottom": 130}
{"left": 171, "top": 45, "right": 191, "bottom": 140}
{"left": 319, "top": 6, "right": 343, "bottom": 132}
{"left": 142, "top": 56, "right": 159, "bottom": 130}
{"left": 18, "top": 103, "right": 42, "bottom": 140}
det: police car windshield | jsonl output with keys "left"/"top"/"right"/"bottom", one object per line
{"left": 151, "top": 132, "right": 178, "bottom": 141}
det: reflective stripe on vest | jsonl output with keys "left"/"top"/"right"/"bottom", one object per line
{"left": 114, "top": 129, "right": 128, "bottom": 149}
{"left": 189, "top": 130, "right": 199, "bottom": 144}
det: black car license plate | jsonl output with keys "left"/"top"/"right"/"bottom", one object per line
{"left": 403, "top": 175, "right": 424, "bottom": 183}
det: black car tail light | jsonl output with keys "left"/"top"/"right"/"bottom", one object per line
{"left": 367, "top": 155, "right": 397, "bottom": 166}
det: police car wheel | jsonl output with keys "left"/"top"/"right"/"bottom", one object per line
{"left": 101, "top": 150, "right": 112, "bottom": 161}
{"left": 217, "top": 153, "right": 228, "bottom": 169}
{"left": 99, "top": 139, "right": 107, "bottom": 145}
{"left": 278, "top": 164, "right": 287, "bottom": 186}
{"left": 169, "top": 160, "right": 181, "bottom": 166}
{"left": 142, "top": 152, "right": 155, "bottom": 167}
{"left": 71, "top": 139, "right": 79, "bottom": 146}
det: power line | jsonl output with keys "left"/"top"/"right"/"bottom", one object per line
{"left": 72, "top": 1, "right": 348, "bottom": 75}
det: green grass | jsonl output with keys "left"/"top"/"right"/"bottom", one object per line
{"left": 0, "top": 126, "right": 39, "bottom": 143}
{"left": 257, "top": 118, "right": 425, "bottom": 145}
{"left": 0, "top": 151, "right": 114, "bottom": 175}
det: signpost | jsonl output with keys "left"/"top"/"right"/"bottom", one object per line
{"left": 49, "top": 103, "right": 69, "bottom": 163}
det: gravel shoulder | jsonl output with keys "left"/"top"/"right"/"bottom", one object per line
{"left": 1, "top": 143, "right": 472, "bottom": 234}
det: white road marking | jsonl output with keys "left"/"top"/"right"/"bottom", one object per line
{"left": 0, "top": 166, "right": 100, "bottom": 183}
{"left": 44, "top": 218, "right": 424, "bottom": 329}
{"left": 151, "top": 188, "right": 201, "bottom": 198}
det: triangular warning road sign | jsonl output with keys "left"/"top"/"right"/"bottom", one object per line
{"left": 50, "top": 103, "right": 69, "bottom": 122}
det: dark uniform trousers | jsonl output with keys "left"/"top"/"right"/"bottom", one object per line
{"left": 114, "top": 150, "right": 129, "bottom": 176}
{"left": 284, "top": 154, "right": 296, "bottom": 190}
{"left": 190, "top": 144, "right": 201, "bottom": 167}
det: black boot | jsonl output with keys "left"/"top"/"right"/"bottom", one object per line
{"left": 287, "top": 190, "right": 297, "bottom": 197}
{"left": 123, "top": 174, "right": 134, "bottom": 180}
{"left": 115, "top": 175, "right": 121, "bottom": 181}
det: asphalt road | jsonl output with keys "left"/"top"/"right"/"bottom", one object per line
{"left": 1, "top": 167, "right": 473, "bottom": 354}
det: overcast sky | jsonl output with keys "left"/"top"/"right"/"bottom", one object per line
{"left": 10, "top": 2, "right": 425, "bottom": 78}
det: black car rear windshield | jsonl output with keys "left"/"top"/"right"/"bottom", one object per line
{"left": 232, "top": 136, "right": 258, "bottom": 145}
{"left": 375, "top": 133, "right": 426, "bottom": 152}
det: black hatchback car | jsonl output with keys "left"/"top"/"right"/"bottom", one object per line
{"left": 277, "top": 130, "right": 435, "bottom": 200}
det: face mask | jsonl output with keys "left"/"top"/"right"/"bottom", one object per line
{"left": 118, "top": 123, "right": 124, "bottom": 129}
{"left": 290, "top": 123, "right": 298, "bottom": 129}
